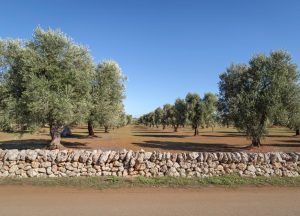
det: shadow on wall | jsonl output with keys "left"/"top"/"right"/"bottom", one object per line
{"left": 0, "top": 139, "right": 90, "bottom": 150}
{"left": 132, "top": 140, "right": 251, "bottom": 152}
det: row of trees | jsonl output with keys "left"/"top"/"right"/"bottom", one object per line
{"left": 139, "top": 51, "right": 300, "bottom": 147}
{"left": 0, "top": 28, "right": 129, "bottom": 149}
{"left": 138, "top": 92, "right": 218, "bottom": 136}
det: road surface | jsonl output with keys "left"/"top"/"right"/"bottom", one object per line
{"left": 0, "top": 186, "right": 299, "bottom": 216}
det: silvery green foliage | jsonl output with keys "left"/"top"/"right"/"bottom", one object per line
{"left": 90, "top": 60, "right": 126, "bottom": 130}
{"left": 171, "top": 98, "right": 187, "bottom": 129}
{"left": 161, "top": 104, "right": 173, "bottom": 128}
{"left": 284, "top": 86, "right": 300, "bottom": 132}
{"left": 219, "top": 50, "right": 299, "bottom": 146}
{"left": 0, "top": 27, "right": 94, "bottom": 133}
{"left": 202, "top": 93, "right": 218, "bottom": 129}
{"left": 154, "top": 107, "right": 163, "bottom": 127}
{"left": 185, "top": 93, "right": 202, "bottom": 132}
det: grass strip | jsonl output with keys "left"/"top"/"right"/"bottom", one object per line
{"left": 0, "top": 175, "right": 300, "bottom": 189}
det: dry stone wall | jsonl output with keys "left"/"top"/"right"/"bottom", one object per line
{"left": 0, "top": 149, "right": 299, "bottom": 178}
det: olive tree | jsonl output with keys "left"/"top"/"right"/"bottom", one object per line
{"left": 0, "top": 28, "right": 94, "bottom": 148}
{"left": 170, "top": 99, "right": 187, "bottom": 132}
{"left": 126, "top": 115, "right": 133, "bottom": 125}
{"left": 154, "top": 107, "right": 163, "bottom": 128}
{"left": 282, "top": 86, "right": 300, "bottom": 135}
{"left": 161, "top": 104, "right": 172, "bottom": 129}
{"left": 219, "top": 51, "right": 299, "bottom": 146}
{"left": 202, "top": 93, "right": 218, "bottom": 131}
{"left": 185, "top": 93, "right": 202, "bottom": 136}
{"left": 89, "top": 60, "right": 126, "bottom": 134}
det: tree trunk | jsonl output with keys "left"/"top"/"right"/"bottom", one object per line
{"left": 174, "top": 125, "right": 178, "bottom": 132}
{"left": 49, "top": 125, "right": 64, "bottom": 149}
{"left": 296, "top": 129, "right": 300, "bottom": 136}
{"left": 88, "top": 120, "right": 94, "bottom": 136}
{"left": 162, "top": 125, "right": 166, "bottom": 130}
{"left": 251, "top": 138, "right": 261, "bottom": 147}
{"left": 194, "top": 127, "right": 199, "bottom": 136}
{"left": 50, "top": 124, "right": 54, "bottom": 140}
{"left": 104, "top": 126, "right": 109, "bottom": 133}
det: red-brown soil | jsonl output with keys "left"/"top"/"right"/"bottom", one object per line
{"left": 0, "top": 125, "right": 300, "bottom": 152}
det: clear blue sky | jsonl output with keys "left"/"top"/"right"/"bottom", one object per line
{"left": 1, "top": 0, "right": 300, "bottom": 117}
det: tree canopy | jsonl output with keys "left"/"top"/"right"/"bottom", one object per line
{"left": 218, "top": 50, "right": 299, "bottom": 146}
{"left": 0, "top": 28, "right": 127, "bottom": 148}
{"left": 88, "top": 60, "right": 126, "bottom": 135}
{"left": 0, "top": 28, "right": 94, "bottom": 148}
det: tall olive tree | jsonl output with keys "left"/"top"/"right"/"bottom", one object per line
{"left": 219, "top": 51, "right": 299, "bottom": 146}
{"left": 170, "top": 99, "right": 187, "bottom": 132}
{"left": 161, "top": 104, "right": 172, "bottom": 129}
{"left": 90, "top": 60, "right": 126, "bottom": 133}
{"left": 126, "top": 115, "right": 133, "bottom": 125}
{"left": 185, "top": 93, "right": 202, "bottom": 136}
{"left": 0, "top": 28, "right": 94, "bottom": 148}
{"left": 202, "top": 93, "right": 218, "bottom": 131}
{"left": 154, "top": 107, "right": 163, "bottom": 128}
{"left": 283, "top": 86, "right": 300, "bottom": 135}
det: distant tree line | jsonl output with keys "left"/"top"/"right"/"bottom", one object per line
{"left": 0, "top": 27, "right": 131, "bottom": 149}
{"left": 139, "top": 51, "right": 300, "bottom": 147}
{"left": 138, "top": 92, "right": 218, "bottom": 136}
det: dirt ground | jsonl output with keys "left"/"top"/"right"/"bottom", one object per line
{"left": 0, "top": 125, "right": 300, "bottom": 152}
{"left": 0, "top": 186, "right": 299, "bottom": 216}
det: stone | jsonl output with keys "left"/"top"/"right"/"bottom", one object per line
{"left": 91, "top": 150, "right": 102, "bottom": 164}
{"left": 237, "top": 163, "right": 247, "bottom": 170}
{"left": 247, "top": 165, "right": 256, "bottom": 173}
{"left": 216, "top": 165, "right": 224, "bottom": 171}
{"left": 47, "top": 150, "right": 58, "bottom": 162}
{"left": 274, "top": 162, "right": 282, "bottom": 169}
{"left": 79, "top": 151, "right": 91, "bottom": 163}
{"left": 99, "top": 151, "right": 111, "bottom": 164}
{"left": 5, "top": 150, "right": 19, "bottom": 161}
{"left": 56, "top": 150, "right": 68, "bottom": 162}
{"left": 41, "top": 162, "right": 51, "bottom": 168}
{"left": 46, "top": 167, "right": 53, "bottom": 175}
{"left": 27, "top": 169, "right": 38, "bottom": 177}
{"left": 38, "top": 168, "right": 46, "bottom": 173}
{"left": 19, "top": 150, "right": 27, "bottom": 161}
{"left": 113, "top": 161, "right": 123, "bottom": 167}
{"left": 9, "top": 165, "right": 18, "bottom": 173}
{"left": 144, "top": 152, "right": 152, "bottom": 160}
{"left": 31, "top": 161, "right": 40, "bottom": 169}
{"left": 26, "top": 150, "right": 38, "bottom": 161}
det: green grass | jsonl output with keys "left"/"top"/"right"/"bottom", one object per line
{"left": 0, "top": 175, "right": 300, "bottom": 189}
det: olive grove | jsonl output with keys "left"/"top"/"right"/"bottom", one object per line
{"left": 0, "top": 28, "right": 127, "bottom": 148}
{"left": 139, "top": 92, "right": 217, "bottom": 135}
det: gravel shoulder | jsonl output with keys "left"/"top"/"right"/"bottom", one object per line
{"left": 0, "top": 186, "right": 299, "bottom": 216}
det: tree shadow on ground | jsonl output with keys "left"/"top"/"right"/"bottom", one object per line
{"left": 132, "top": 140, "right": 250, "bottom": 152}
{"left": 133, "top": 134, "right": 188, "bottom": 138}
{"left": 201, "top": 133, "right": 244, "bottom": 138}
{"left": 132, "top": 131, "right": 174, "bottom": 134}
{"left": 265, "top": 134, "right": 294, "bottom": 138}
{"left": 62, "top": 134, "right": 89, "bottom": 139}
{"left": 262, "top": 140, "right": 300, "bottom": 148}
{"left": 0, "top": 139, "right": 90, "bottom": 150}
